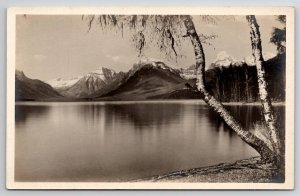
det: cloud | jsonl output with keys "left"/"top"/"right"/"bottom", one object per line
{"left": 105, "top": 54, "right": 120, "bottom": 62}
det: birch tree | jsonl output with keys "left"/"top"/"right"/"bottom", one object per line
{"left": 85, "top": 14, "right": 281, "bottom": 165}
{"left": 246, "top": 15, "right": 282, "bottom": 164}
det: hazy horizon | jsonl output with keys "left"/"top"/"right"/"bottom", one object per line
{"left": 16, "top": 15, "right": 283, "bottom": 82}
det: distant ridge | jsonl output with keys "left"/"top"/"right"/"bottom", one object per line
{"left": 97, "top": 60, "right": 195, "bottom": 100}
{"left": 18, "top": 53, "right": 285, "bottom": 102}
{"left": 15, "top": 70, "right": 62, "bottom": 101}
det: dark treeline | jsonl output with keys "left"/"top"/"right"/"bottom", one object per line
{"left": 204, "top": 53, "right": 285, "bottom": 102}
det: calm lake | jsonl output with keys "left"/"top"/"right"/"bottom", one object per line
{"left": 15, "top": 100, "right": 285, "bottom": 182}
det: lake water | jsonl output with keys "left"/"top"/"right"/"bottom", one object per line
{"left": 15, "top": 100, "right": 285, "bottom": 182}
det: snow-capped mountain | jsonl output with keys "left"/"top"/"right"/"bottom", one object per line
{"left": 47, "top": 59, "right": 187, "bottom": 99}
{"left": 180, "top": 51, "right": 276, "bottom": 79}
{"left": 210, "top": 51, "right": 276, "bottom": 69}
{"left": 16, "top": 53, "right": 284, "bottom": 102}
{"left": 73, "top": 66, "right": 118, "bottom": 96}
{"left": 86, "top": 66, "right": 117, "bottom": 82}
{"left": 134, "top": 57, "right": 180, "bottom": 75}
{"left": 213, "top": 51, "right": 239, "bottom": 67}
{"left": 209, "top": 51, "right": 244, "bottom": 69}
{"left": 47, "top": 76, "right": 83, "bottom": 90}
{"left": 180, "top": 51, "right": 243, "bottom": 79}
{"left": 47, "top": 66, "right": 117, "bottom": 91}
{"left": 48, "top": 66, "right": 124, "bottom": 98}
{"left": 100, "top": 58, "right": 191, "bottom": 100}
{"left": 243, "top": 52, "right": 276, "bottom": 65}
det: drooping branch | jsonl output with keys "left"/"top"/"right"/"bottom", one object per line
{"left": 130, "top": 15, "right": 137, "bottom": 29}
{"left": 84, "top": 15, "right": 182, "bottom": 58}
{"left": 198, "top": 33, "right": 218, "bottom": 47}
{"left": 133, "top": 31, "right": 146, "bottom": 57}
{"left": 87, "top": 15, "right": 95, "bottom": 32}
{"left": 83, "top": 15, "right": 216, "bottom": 61}
{"left": 141, "top": 15, "right": 148, "bottom": 27}
{"left": 165, "top": 29, "right": 177, "bottom": 56}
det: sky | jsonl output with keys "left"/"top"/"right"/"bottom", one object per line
{"left": 16, "top": 15, "right": 284, "bottom": 82}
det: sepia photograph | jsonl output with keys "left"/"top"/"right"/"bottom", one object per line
{"left": 6, "top": 7, "right": 294, "bottom": 189}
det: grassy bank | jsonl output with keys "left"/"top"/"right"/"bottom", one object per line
{"left": 136, "top": 157, "right": 283, "bottom": 183}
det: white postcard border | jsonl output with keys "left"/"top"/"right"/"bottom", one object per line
{"left": 6, "top": 6, "right": 295, "bottom": 189}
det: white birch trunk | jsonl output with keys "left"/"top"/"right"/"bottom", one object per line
{"left": 246, "top": 15, "right": 282, "bottom": 157}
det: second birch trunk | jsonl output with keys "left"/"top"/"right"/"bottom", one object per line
{"left": 182, "top": 15, "right": 275, "bottom": 162}
{"left": 246, "top": 15, "right": 282, "bottom": 158}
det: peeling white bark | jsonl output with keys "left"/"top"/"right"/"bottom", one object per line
{"left": 246, "top": 15, "right": 281, "bottom": 157}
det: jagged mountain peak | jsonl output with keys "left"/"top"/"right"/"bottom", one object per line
{"left": 243, "top": 52, "right": 276, "bottom": 65}
{"left": 47, "top": 66, "right": 117, "bottom": 91}
{"left": 212, "top": 51, "right": 242, "bottom": 68}
{"left": 132, "top": 57, "right": 180, "bottom": 76}
{"left": 139, "top": 57, "right": 169, "bottom": 68}
{"left": 215, "top": 51, "right": 237, "bottom": 61}
{"left": 211, "top": 51, "right": 276, "bottom": 69}
{"left": 101, "top": 58, "right": 188, "bottom": 100}
{"left": 89, "top": 66, "right": 115, "bottom": 75}
{"left": 86, "top": 66, "right": 116, "bottom": 81}
{"left": 47, "top": 75, "right": 83, "bottom": 89}
{"left": 91, "top": 66, "right": 105, "bottom": 75}
{"left": 51, "top": 66, "right": 124, "bottom": 98}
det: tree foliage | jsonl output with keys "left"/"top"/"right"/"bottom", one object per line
{"left": 270, "top": 15, "right": 286, "bottom": 54}
{"left": 82, "top": 15, "right": 218, "bottom": 60}
{"left": 83, "top": 15, "right": 185, "bottom": 58}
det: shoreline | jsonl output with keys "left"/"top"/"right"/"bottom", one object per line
{"left": 134, "top": 157, "right": 283, "bottom": 183}
{"left": 222, "top": 101, "right": 285, "bottom": 106}
{"left": 15, "top": 99, "right": 285, "bottom": 106}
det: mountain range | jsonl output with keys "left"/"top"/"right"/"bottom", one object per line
{"left": 15, "top": 53, "right": 285, "bottom": 102}
{"left": 209, "top": 51, "right": 276, "bottom": 69}
{"left": 47, "top": 67, "right": 126, "bottom": 98}
{"left": 97, "top": 60, "right": 195, "bottom": 100}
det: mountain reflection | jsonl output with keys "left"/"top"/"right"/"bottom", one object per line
{"left": 14, "top": 101, "right": 285, "bottom": 182}
{"left": 204, "top": 105, "right": 285, "bottom": 137}
{"left": 77, "top": 103, "right": 183, "bottom": 133}
{"left": 15, "top": 105, "right": 50, "bottom": 123}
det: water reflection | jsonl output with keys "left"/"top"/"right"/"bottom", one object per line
{"left": 78, "top": 103, "right": 183, "bottom": 130}
{"left": 15, "top": 105, "right": 50, "bottom": 124}
{"left": 15, "top": 101, "right": 285, "bottom": 182}
{"left": 225, "top": 105, "right": 285, "bottom": 139}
